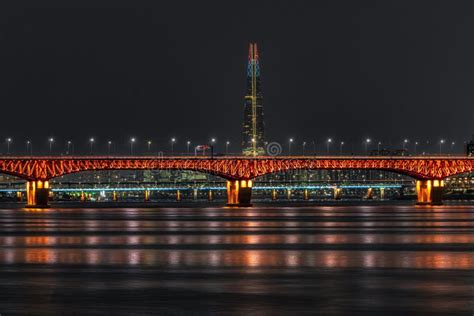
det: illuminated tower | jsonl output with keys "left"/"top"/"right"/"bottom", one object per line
{"left": 242, "top": 43, "right": 265, "bottom": 156}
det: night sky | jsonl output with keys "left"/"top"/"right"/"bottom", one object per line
{"left": 0, "top": 1, "right": 473, "bottom": 154}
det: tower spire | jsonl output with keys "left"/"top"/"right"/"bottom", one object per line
{"left": 242, "top": 42, "right": 265, "bottom": 156}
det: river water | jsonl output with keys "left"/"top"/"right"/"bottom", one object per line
{"left": 0, "top": 204, "right": 473, "bottom": 315}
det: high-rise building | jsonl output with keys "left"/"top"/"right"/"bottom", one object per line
{"left": 467, "top": 135, "right": 474, "bottom": 156}
{"left": 242, "top": 43, "right": 265, "bottom": 156}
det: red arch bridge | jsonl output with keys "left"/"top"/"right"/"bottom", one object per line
{"left": 0, "top": 156, "right": 472, "bottom": 207}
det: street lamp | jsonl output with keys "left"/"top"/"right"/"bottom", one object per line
{"left": 302, "top": 141, "right": 306, "bottom": 156}
{"left": 89, "top": 138, "right": 95, "bottom": 154}
{"left": 6, "top": 138, "right": 12, "bottom": 155}
{"left": 312, "top": 140, "right": 316, "bottom": 155}
{"left": 171, "top": 138, "right": 176, "bottom": 154}
{"left": 225, "top": 141, "right": 230, "bottom": 155}
{"left": 130, "top": 137, "right": 136, "bottom": 155}
{"left": 364, "top": 138, "right": 371, "bottom": 154}
{"left": 107, "top": 141, "right": 112, "bottom": 155}
{"left": 48, "top": 138, "right": 54, "bottom": 154}
{"left": 288, "top": 138, "right": 294, "bottom": 155}
{"left": 186, "top": 141, "right": 191, "bottom": 154}
{"left": 402, "top": 139, "right": 409, "bottom": 150}
{"left": 439, "top": 139, "right": 445, "bottom": 154}
{"left": 414, "top": 141, "right": 418, "bottom": 154}
{"left": 26, "top": 140, "right": 31, "bottom": 155}
{"left": 451, "top": 141, "right": 455, "bottom": 154}
{"left": 206, "top": 138, "right": 215, "bottom": 158}
{"left": 147, "top": 140, "right": 152, "bottom": 153}
{"left": 326, "top": 138, "right": 332, "bottom": 154}
{"left": 66, "top": 140, "right": 72, "bottom": 155}
{"left": 377, "top": 141, "right": 382, "bottom": 151}
{"left": 339, "top": 141, "right": 344, "bottom": 155}
{"left": 210, "top": 138, "right": 217, "bottom": 157}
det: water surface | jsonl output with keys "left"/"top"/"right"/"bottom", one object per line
{"left": 0, "top": 204, "right": 473, "bottom": 314}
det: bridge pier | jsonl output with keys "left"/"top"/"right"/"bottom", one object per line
{"left": 227, "top": 180, "right": 252, "bottom": 207}
{"left": 416, "top": 179, "right": 444, "bottom": 205}
{"left": 365, "top": 188, "right": 373, "bottom": 199}
{"left": 16, "top": 191, "right": 23, "bottom": 202}
{"left": 271, "top": 189, "right": 277, "bottom": 200}
{"left": 26, "top": 180, "right": 50, "bottom": 208}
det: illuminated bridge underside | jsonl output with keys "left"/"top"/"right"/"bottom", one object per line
{"left": 0, "top": 157, "right": 472, "bottom": 207}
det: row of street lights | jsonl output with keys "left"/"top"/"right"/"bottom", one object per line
{"left": 288, "top": 138, "right": 458, "bottom": 155}
{"left": 289, "top": 139, "right": 346, "bottom": 155}
{"left": 288, "top": 138, "right": 351, "bottom": 155}
{"left": 1, "top": 137, "right": 461, "bottom": 155}
{"left": 1, "top": 137, "right": 230, "bottom": 155}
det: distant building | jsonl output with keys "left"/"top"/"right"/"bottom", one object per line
{"left": 242, "top": 43, "right": 265, "bottom": 156}
{"left": 467, "top": 135, "right": 474, "bottom": 156}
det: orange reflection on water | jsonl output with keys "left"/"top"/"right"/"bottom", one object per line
{"left": 24, "top": 248, "right": 58, "bottom": 264}
{"left": 2, "top": 249, "right": 473, "bottom": 270}
{"left": 2, "top": 233, "right": 474, "bottom": 247}
{"left": 25, "top": 236, "right": 55, "bottom": 246}
{"left": 244, "top": 251, "right": 263, "bottom": 267}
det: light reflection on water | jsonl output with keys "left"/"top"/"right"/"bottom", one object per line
{"left": 0, "top": 205, "right": 472, "bottom": 270}
{"left": 1, "top": 249, "right": 473, "bottom": 270}
{"left": 1, "top": 233, "right": 474, "bottom": 246}
{"left": 0, "top": 204, "right": 473, "bottom": 314}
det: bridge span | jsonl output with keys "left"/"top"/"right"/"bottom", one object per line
{"left": 0, "top": 156, "right": 472, "bottom": 207}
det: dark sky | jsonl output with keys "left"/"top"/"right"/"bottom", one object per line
{"left": 0, "top": 0, "right": 473, "bottom": 154}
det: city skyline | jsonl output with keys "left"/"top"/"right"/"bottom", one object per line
{"left": 0, "top": 1, "right": 472, "bottom": 145}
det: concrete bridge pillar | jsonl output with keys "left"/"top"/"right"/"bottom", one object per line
{"left": 271, "top": 189, "right": 277, "bottom": 200}
{"left": 303, "top": 189, "right": 309, "bottom": 200}
{"left": 416, "top": 179, "right": 444, "bottom": 205}
{"left": 226, "top": 180, "right": 252, "bottom": 207}
{"left": 365, "top": 188, "right": 373, "bottom": 199}
{"left": 26, "top": 180, "right": 50, "bottom": 208}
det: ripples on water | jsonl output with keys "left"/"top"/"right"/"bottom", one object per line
{"left": 0, "top": 205, "right": 473, "bottom": 314}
